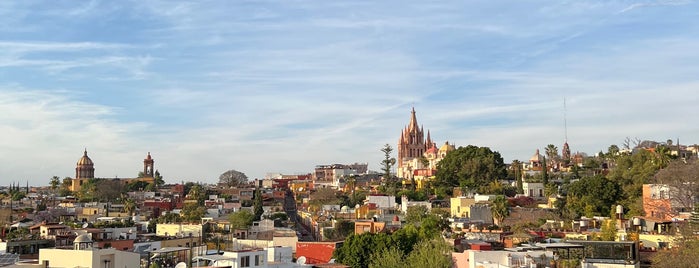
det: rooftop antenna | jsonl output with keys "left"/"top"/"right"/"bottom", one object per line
{"left": 564, "top": 97, "right": 568, "bottom": 143}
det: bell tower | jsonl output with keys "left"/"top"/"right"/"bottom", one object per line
{"left": 143, "top": 152, "right": 155, "bottom": 177}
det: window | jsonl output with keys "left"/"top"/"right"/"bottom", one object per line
{"left": 255, "top": 254, "right": 260, "bottom": 265}
{"left": 241, "top": 256, "right": 250, "bottom": 267}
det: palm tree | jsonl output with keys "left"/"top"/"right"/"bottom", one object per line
{"left": 124, "top": 198, "right": 136, "bottom": 217}
{"left": 545, "top": 144, "right": 559, "bottom": 160}
{"left": 49, "top": 176, "right": 60, "bottom": 206}
{"left": 491, "top": 195, "right": 510, "bottom": 226}
{"left": 655, "top": 145, "right": 672, "bottom": 169}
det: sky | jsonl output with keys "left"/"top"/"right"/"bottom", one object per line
{"left": 1, "top": 1, "right": 698, "bottom": 186}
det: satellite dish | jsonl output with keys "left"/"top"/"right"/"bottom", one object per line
{"left": 329, "top": 259, "right": 336, "bottom": 263}
{"left": 82, "top": 223, "right": 89, "bottom": 228}
{"left": 297, "top": 256, "right": 307, "bottom": 265}
{"left": 174, "top": 262, "right": 187, "bottom": 268}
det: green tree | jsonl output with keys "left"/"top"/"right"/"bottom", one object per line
{"left": 369, "top": 247, "right": 404, "bottom": 268}
{"left": 334, "top": 233, "right": 393, "bottom": 268}
{"left": 545, "top": 144, "right": 558, "bottom": 162}
{"left": 124, "top": 198, "right": 136, "bottom": 216}
{"left": 565, "top": 176, "right": 621, "bottom": 218}
{"left": 158, "top": 212, "right": 182, "bottom": 224}
{"left": 76, "top": 179, "right": 97, "bottom": 202}
{"left": 186, "top": 183, "right": 206, "bottom": 205}
{"left": 50, "top": 176, "right": 60, "bottom": 193}
{"left": 229, "top": 210, "right": 254, "bottom": 229}
{"left": 491, "top": 195, "right": 509, "bottom": 226}
{"left": 324, "top": 220, "right": 355, "bottom": 241}
{"left": 434, "top": 145, "right": 506, "bottom": 195}
{"left": 596, "top": 219, "right": 617, "bottom": 241}
{"left": 59, "top": 177, "right": 73, "bottom": 196}
{"left": 606, "top": 149, "right": 660, "bottom": 216}
{"left": 253, "top": 188, "right": 264, "bottom": 221}
{"left": 381, "top": 144, "right": 397, "bottom": 193}
{"left": 404, "top": 239, "right": 453, "bottom": 268}
{"left": 181, "top": 203, "right": 206, "bottom": 223}
{"left": 153, "top": 170, "right": 165, "bottom": 188}
{"left": 405, "top": 205, "right": 429, "bottom": 225}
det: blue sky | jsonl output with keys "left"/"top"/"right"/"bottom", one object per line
{"left": 2, "top": 1, "right": 698, "bottom": 185}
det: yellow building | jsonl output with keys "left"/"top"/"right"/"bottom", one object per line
{"left": 450, "top": 197, "right": 476, "bottom": 218}
{"left": 156, "top": 223, "right": 203, "bottom": 238}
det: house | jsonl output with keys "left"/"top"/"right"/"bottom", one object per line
{"left": 37, "top": 234, "right": 140, "bottom": 268}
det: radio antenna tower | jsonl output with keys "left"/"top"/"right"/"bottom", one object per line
{"left": 564, "top": 97, "right": 568, "bottom": 142}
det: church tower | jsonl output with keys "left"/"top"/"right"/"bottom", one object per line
{"left": 72, "top": 149, "right": 95, "bottom": 192}
{"left": 397, "top": 107, "right": 434, "bottom": 176}
{"left": 143, "top": 152, "right": 155, "bottom": 177}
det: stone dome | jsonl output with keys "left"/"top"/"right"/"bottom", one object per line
{"left": 77, "top": 149, "right": 94, "bottom": 166}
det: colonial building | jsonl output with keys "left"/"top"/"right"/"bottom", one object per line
{"left": 69, "top": 150, "right": 156, "bottom": 192}
{"left": 397, "top": 107, "right": 435, "bottom": 178}
{"left": 71, "top": 149, "right": 95, "bottom": 192}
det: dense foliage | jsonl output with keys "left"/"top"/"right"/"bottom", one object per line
{"left": 564, "top": 175, "right": 621, "bottom": 218}
{"left": 434, "top": 145, "right": 507, "bottom": 196}
{"left": 333, "top": 208, "right": 449, "bottom": 268}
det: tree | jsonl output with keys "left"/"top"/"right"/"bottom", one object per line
{"left": 218, "top": 170, "right": 248, "bottom": 188}
{"left": 124, "top": 198, "right": 136, "bottom": 216}
{"left": 153, "top": 170, "right": 164, "bottom": 188}
{"left": 607, "top": 145, "right": 620, "bottom": 158}
{"left": 253, "top": 188, "right": 264, "bottom": 221}
{"left": 491, "top": 195, "right": 509, "bottom": 226}
{"left": 513, "top": 160, "right": 524, "bottom": 194}
{"left": 404, "top": 239, "right": 453, "bottom": 268}
{"left": 596, "top": 219, "right": 617, "bottom": 241}
{"left": 369, "top": 247, "right": 404, "bottom": 268}
{"left": 325, "top": 220, "right": 355, "bottom": 241}
{"left": 545, "top": 144, "right": 558, "bottom": 162}
{"left": 434, "top": 145, "right": 507, "bottom": 195}
{"left": 50, "top": 176, "right": 60, "bottom": 193}
{"left": 369, "top": 238, "right": 452, "bottom": 268}
{"left": 59, "top": 177, "right": 73, "bottom": 196}
{"left": 606, "top": 149, "right": 659, "bottom": 216}
{"left": 381, "top": 144, "right": 397, "bottom": 184}
{"left": 181, "top": 203, "right": 206, "bottom": 222}
{"left": 654, "top": 159, "right": 699, "bottom": 215}
{"left": 186, "top": 183, "right": 206, "bottom": 205}
{"left": 565, "top": 176, "right": 621, "bottom": 218}
{"left": 406, "top": 205, "right": 429, "bottom": 225}
{"left": 158, "top": 211, "right": 182, "bottom": 224}
{"left": 229, "top": 210, "right": 254, "bottom": 229}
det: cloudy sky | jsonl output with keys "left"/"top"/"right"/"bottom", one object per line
{"left": 2, "top": 1, "right": 698, "bottom": 185}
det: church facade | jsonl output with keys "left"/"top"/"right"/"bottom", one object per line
{"left": 396, "top": 108, "right": 455, "bottom": 189}
{"left": 70, "top": 150, "right": 156, "bottom": 192}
